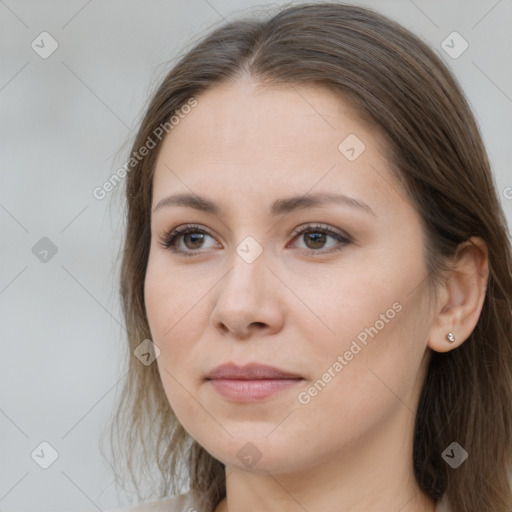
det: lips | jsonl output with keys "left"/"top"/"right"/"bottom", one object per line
{"left": 205, "top": 362, "right": 302, "bottom": 380}
{"left": 205, "top": 362, "right": 304, "bottom": 402}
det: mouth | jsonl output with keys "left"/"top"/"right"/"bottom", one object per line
{"left": 205, "top": 362, "right": 304, "bottom": 402}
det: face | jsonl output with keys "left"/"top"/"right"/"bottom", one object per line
{"left": 144, "top": 79, "right": 435, "bottom": 475}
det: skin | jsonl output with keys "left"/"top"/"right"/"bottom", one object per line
{"left": 144, "top": 78, "right": 489, "bottom": 512}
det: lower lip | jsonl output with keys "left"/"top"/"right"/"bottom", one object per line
{"left": 207, "top": 378, "right": 303, "bottom": 401}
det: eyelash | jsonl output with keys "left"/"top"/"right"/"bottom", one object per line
{"left": 158, "top": 223, "right": 352, "bottom": 258}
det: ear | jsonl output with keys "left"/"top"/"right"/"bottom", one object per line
{"left": 427, "top": 236, "right": 489, "bottom": 353}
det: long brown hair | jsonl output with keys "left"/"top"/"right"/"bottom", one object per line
{"left": 107, "top": 3, "right": 512, "bottom": 511}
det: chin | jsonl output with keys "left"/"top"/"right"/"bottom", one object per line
{"left": 197, "top": 434, "right": 313, "bottom": 475}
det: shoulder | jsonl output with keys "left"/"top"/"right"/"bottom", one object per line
{"left": 105, "top": 490, "right": 209, "bottom": 512}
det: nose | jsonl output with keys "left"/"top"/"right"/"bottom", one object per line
{"left": 209, "top": 247, "right": 285, "bottom": 339}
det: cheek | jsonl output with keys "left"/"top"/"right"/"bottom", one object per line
{"left": 290, "top": 302, "right": 426, "bottom": 450}
{"left": 294, "top": 260, "right": 429, "bottom": 409}
{"left": 144, "top": 261, "right": 207, "bottom": 429}
{"left": 145, "top": 253, "right": 205, "bottom": 341}
{"left": 144, "top": 255, "right": 213, "bottom": 388}
{"left": 287, "top": 263, "right": 402, "bottom": 360}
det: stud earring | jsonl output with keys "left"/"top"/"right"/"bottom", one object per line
{"left": 446, "top": 332, "right": 455, "bottom": 344}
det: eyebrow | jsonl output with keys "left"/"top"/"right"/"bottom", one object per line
{"left": 152, "top": 192, "right": 375, "bottom": 217}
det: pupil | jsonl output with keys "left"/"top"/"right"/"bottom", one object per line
{"left": 185, "top": 233, "right": 204, "bottom": 249}
{"left": 306, "top": 232, "right": 325, "bottom": 249}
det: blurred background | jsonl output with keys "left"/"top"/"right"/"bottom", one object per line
{"left": 1, "top": 0, "right": 511, "bottom": 510}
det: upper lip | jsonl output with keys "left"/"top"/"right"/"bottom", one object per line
{"left": 206, "top": 362, "right": 303, "bottom": 380}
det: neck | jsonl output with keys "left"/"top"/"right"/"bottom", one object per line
{"left": 213, "top": 406, "right": 436, "bottom": 512}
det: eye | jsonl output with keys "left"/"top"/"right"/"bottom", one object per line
{"left": 287, "top": 223, "right": 352, "bottom": 255}
{"left": 158, "top": 223, "right": 352, "bottom": 257}
{"left": 158, "top": 224, "right": 219, "bottom": 256}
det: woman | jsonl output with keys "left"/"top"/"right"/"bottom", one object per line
{"left": 107, "top": 3, "right": 512, "bottom": 512}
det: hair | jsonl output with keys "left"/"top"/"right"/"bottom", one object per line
{"left": 107, "top": 3, "right": 512, "bottom": 511}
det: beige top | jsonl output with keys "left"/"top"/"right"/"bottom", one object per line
{"left": 106, "top": 490, "right": 451, "bottom": 512}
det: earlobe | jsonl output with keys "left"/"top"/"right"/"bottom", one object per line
{"left": 427, "top": 236, "right": 489, "bottom": 353}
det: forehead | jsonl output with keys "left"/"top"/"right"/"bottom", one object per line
{"left": 151, "top": 79, "right": 402, "bottom": 217}
{"left": 161, "top": 79, "right": 366, "bottom": 152}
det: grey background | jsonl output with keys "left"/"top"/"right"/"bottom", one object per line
{"left": 1, "top": 0, "right": 511, "bottom": 510}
